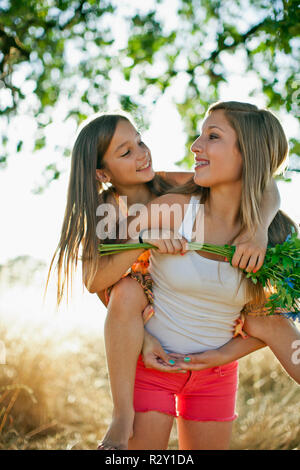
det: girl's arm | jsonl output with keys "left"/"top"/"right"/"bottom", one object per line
{"left": 172, "top": 315, "right": 300, "bottom": 384}
{"left": 83, "top": 246, "right": 144, "bottom": 293}
{"left": 231, "top": 178, "right": 281, "bottom": 272}
{"left": 167, "top": 336, "right": 266, "bottom": 371}
{"left": 261, "top": 178, "right": 281, "bottom": 224}
{"left": 83, "top": 227, "right": 187, "bottom": 293}
{"left": 83, "top": 193, "right": 188, "bottom": 294}
{"left": 142, "top": 330, "right": 185, "bottom": 372}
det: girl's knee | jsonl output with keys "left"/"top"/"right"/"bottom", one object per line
{"left": 108, "top": 277, "right": 148, "bottom": 310}
{"left": 244, "top": 314, "right": 286, "bottom": 338}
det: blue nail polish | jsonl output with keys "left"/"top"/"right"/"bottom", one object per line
{"left": 184, "top": 357, "right": 191, "bottom": 362}
{"left": 169, "top": 359, "right": 175, "bottom": 365}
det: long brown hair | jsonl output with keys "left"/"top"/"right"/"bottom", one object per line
{"left": 170, "top": 101, "right": 298, "bottom": 305}
{"left": 47, "top": 113, "right": 174, "bottom": 304}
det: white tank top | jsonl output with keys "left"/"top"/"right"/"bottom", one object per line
{"left": 146, "top": 195, "right": 249, "bottom": 354}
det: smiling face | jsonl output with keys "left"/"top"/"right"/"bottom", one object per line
{"left": 191, "top": 109, "right": 243, "bottom": 189}
{"left": 96, "top": 118, "right": 155, "bottom": 187}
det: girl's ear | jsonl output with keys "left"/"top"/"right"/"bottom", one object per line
{"left": 96, "top": 169, "right": 111, "bottom": 183}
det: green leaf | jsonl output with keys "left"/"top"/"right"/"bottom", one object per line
{"left": 16, "top": 140, "right": 23, "bottom": 152}
{"left": 34, "top": 136, "right": 46, "bottom": 151}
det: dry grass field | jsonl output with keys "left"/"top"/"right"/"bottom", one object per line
{"left": 0, "top": 320, "right": 299, "bottom": 451}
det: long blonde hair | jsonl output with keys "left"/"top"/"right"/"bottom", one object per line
{"left": 209, "top": 101, "right": 288, "bottom": 235}
{"left": 170, "top": 101, "right": 298, "bottom": 304}
{"left": 47, "top": 113, "right": 173, "bottom": 304}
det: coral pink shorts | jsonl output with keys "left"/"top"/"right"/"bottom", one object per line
{"left": 134, "top": 355, "right": 239, "bottom": 422}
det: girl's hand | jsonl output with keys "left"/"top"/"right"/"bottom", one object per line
{"left": 141, "top": 229, "right": 188, "bottom": 255}
{"left": 231, "top": 226, "right": 268, "bottom": 273}
{"left": 168, "top": 349, "right": 226, "bottom": 371}
{"left": 142, "top": 331, "right": 184, "bottom": 372}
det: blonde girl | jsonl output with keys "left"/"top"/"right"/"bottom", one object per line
{"left": 123, "top": 101, "right": 300, "bottom": 450}
{"left": 49, "top": 111, "right": 281, "bottom": 450}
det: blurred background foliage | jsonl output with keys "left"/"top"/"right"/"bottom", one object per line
{"left": 0, "top": 0, "right": 299, "bottom": 180}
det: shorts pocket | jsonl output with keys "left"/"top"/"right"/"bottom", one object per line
{"left": 219, "top": 360, "right": 238, "bottom": 377}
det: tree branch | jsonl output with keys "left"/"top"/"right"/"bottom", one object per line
{"left": 0, "top": 27, "right": 30, "bottom": 74}
{"left": 209, "top": 18, "right": 269, "bottom": 63}
{"left": 184, "top": 16, "right": 272, "bottom": 78}
{"left": 0, "top": 28, "right": 30, "bottom": 59}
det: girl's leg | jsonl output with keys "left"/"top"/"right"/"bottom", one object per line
{"left": 100, "top": 276, "right": 148, "bottom": 449}
{"left": 128, "top": 411, "right": 174, "bottom": 450}
{"left": 244, "top": 315, "right": 300, "bottom": 384}
{"left": 177, "top": 418, "right": 233, "bottom": 450}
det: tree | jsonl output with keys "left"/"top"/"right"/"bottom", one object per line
{"left": 1, "top": 0, "right": 299, "bottom": 180}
